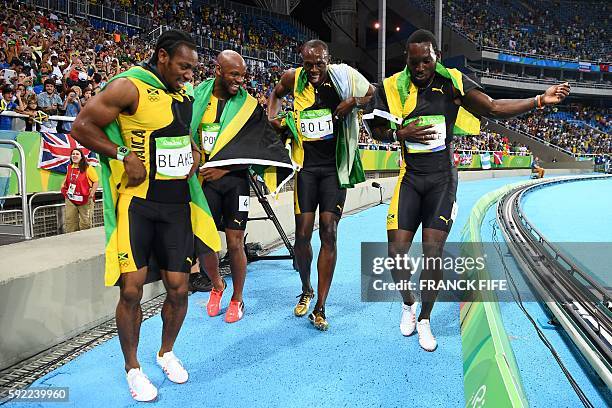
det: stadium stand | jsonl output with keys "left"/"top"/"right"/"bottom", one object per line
{"left": 502, "top": 106, "right": 611, "bottom": 155}
{"left": 408, "top": 0, "right": 611, "bottom": 62}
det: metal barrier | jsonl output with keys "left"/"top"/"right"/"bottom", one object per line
{"left": 28, "top": 191, "right": 63, "bottom": 236}
{"left": 28, "top": 190, "right": 103, "bottom": 237}
{"left": 0, "top": 140, "right": 31, "bottom": 239}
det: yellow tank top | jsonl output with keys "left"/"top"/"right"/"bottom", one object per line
{"left": 117, "top": 77, "right": 194, "bottom": 203}
{"left": 200, "top": 95, "right": 220, "bottom": 160}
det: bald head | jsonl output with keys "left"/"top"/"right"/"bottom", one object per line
{"left": 215, "top": 50, "right": 246, "bottom": 96}
{"left": 217, "top": 50, "right": 246, "bottom": 71}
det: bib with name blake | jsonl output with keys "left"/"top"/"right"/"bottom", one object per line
{"left": 402, "top": 115, "right": 446, "bottom": 153}
{"left": 155, "top": 135, "right": 193, "bottom": 178}
{"left": 299, "top": 108, "right": 334, "bottom": 141}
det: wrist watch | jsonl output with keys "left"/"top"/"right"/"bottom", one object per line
{"left": 116, "top": 146, "right": 131, "bottom": 161}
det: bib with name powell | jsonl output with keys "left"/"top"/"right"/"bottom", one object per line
{"left": 155, "top": 135, "right": 193, "bottom": 178}
{"left": 299, "top": 108, "right": 334, "bottom": 141}
{"left": 402, "top": 115, "right": 447, "bottom": 153}
{"left": 201, "top": 123, "right": 220, "bottom": 154}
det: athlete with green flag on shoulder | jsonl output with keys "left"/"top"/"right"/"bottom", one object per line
{"left": 268, "top": 40, "right": 374, "bottom": 331}
{"left": 363, "top": 29, "right": 570, "bottom": 352}
{"left": 71, "top": 30, "right": 221, "bottom": 402}
{"left": 191, "top": 50, "right": 293, "bottom": 324}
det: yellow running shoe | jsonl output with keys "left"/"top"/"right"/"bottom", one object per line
{"left": 308, "top": 309, "right": 329, "bottom": 331}
{"left": 294, "top": 291, "right": 314, "bottom": 317}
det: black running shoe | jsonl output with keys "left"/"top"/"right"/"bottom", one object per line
{"left": 189, "top": 273, "right": 213, "bottom": 292}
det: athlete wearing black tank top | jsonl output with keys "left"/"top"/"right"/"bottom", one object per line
{"left": 366, "top": 29, "right": 570, "bottom": 352}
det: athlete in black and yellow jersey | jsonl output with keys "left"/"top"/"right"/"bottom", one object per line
{"left": 72, "top": 30, "right": 201, "bottom": 401}
{"left": 268, "top": 40, "right": 374, "bottom": 330}
{"left": 194, "top": 50, "right": 250, "bottom": 324}
{"left": 365, "top": 29, "right": 570, "bottom": 351}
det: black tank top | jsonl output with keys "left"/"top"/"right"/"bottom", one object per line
{"left": 302, "top": 76, "right": 341, "bottom": 169}
{"left": 402, "top": 74, "right": 479, "bottom": 174}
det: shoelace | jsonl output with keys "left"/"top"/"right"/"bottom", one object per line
{"left": 296, "top": 292, "right": 313, "bottom": 306}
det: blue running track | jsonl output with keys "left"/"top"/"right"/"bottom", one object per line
{"left": 7, "top": 175, "right": 609, "bottom": 407}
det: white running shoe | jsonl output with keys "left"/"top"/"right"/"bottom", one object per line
{"left": 126, "top": 368, "right": 158, "bottom": 402}
{"left": 156, "top": 351, "right": 189, "bottom": 384}
{"left": 400, "top": 302, "right": 418, "bottom": 336}
{"left": 417, "top": 319, "right": 438, "bottom": 351}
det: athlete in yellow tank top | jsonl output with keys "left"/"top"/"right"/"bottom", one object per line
{"left": 71, "top": 30, "right": 202, "bottom": 402}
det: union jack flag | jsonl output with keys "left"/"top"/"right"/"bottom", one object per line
{"left": 38, "top": 132, "right": 99, "bottom": 174}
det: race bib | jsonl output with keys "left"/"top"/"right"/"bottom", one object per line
{"left": 403, "top": 115, "right": 447, "bottom": 153}
{"left": 155, "top": 136, "right": 193, "bottom": 178}
{"left": 66, "top": 183, "right": 83, "bottom": 202}
{"left": 238, "top": 195, "right": 250, "bottom": 212}
{"left": 299, "top": 108, "right": 334, "bottom": 141}
{"left": 201, "top": 123, "right": 220, "bottom": 154}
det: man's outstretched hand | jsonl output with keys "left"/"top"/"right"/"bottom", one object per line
{"left": 542, "top": 82, "right": 571, "bottom": 106}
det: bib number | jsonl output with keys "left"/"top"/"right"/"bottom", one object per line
{"left": 155, "top": 136, "right": 193, "bottom": 178}
{"left": 67, "top": 183, "right": 83, "bottom": 202}
{"left": 403, "top": 115, "right": 446, "bottom": 153}
{"left": 299, "top": 109, "right": 334, "bottom": 141}
{"left": 238, "top": 195, "right": 249, "bottom": 212}
{"left": 201, "top": 123, "right": 220, "bottom": 154}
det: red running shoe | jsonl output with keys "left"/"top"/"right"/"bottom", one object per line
{"left": 206, "top": 280, "right": 226, "bottom": 317}
{"left": 225, "top": 300, "right": 244, "bottom": 323}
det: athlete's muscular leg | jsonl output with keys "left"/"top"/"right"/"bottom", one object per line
{"left": 116, "top": 267, "right": 148, "bottom": 372}
{"left": 294, "top": 213, "right": 315, "bottom": 294}
{"left": 387, "top": 229, "right": 417, "bottom": 305}
{"left": 159, "top": 269, "right": 189, "bottom": 356}
{"left": 198, "top": 245, "right": 224, "bottom": 291}
{"left": 313, "top": 212, "right": 339, "bottom": 310}
{"left": 418, "top": 228, "right": 449, "bottom": 321}
{"left": 225, "top": 228, "right": 247, "bottom": 302}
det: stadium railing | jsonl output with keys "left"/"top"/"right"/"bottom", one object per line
{"left": 17, "top": 0, "right": 154, "bottom": 30}
{"left": 481, "top": 46, "right": 611, "bottom": 66}
{"left": 468, "top": 68, "right": 612, "bottom": 90}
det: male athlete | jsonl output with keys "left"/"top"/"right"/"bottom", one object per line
{"left": 193, "top": 50, "right": 293, "bottom": 323}
{"left": 72, "top": 30, "right": 207, "bottom": 401}
{"left": 268, "top": 40, "right": 374, "bottom": 330}
{"left": 364, "top": 29, "right": 569, "bottom": 351}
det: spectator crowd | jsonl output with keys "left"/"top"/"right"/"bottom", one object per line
{"left": 502, "top": 106, "right": 611, "bottom": 155}
{"left": 445, "top": 0, "right": 611, "bottom": 62}
{"left": 407, "top": 0, "right": 611, "bottom": 62}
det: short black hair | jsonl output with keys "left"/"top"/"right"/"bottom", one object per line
{"left": 2, "top": 84, "right": 13, "bottom": 94}
{"left": 150, "top": 29, "right": 196, "bottom": 65}
{"left": 301, "top": 39, "right": 328, "bottom": 54}
{"left": 44, "top": 78, "right": 55, "bottom": 87}
{"left": 406, "top": 29, "right": 439, "bottom": 51}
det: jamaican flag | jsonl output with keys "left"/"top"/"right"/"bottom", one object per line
{"left": 363, "top": 62, "right": 481, "bottom": 136}
{"left": 282, "top": 64, "right": 371, "bottom": 188}
{"left": 100, "top": 67, "right": 221, "bottom": 287}
{"left": 190, "top": 78, "right": 294, "bottom": 195}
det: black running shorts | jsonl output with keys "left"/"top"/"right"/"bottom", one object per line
{"left": 387, "top": 168, "right": 458, "bottom": 233}
{"left": 294, "top": 166, "right": 347, "bottom": 217}
{"left": 202, "top": 170, "right": 250, "bottom": 232}
{"left": 116, "top": 195, "right": 194, "bottom": 274}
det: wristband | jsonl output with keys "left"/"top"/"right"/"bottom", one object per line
{"left": 392, "top": 130, "right": 398, "bottom": 142}
{"left": 116, "top": 146, "right": 130, "bottom": 161}
{"left": 536, "top": 94, "right": 544, "bottom": 110}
